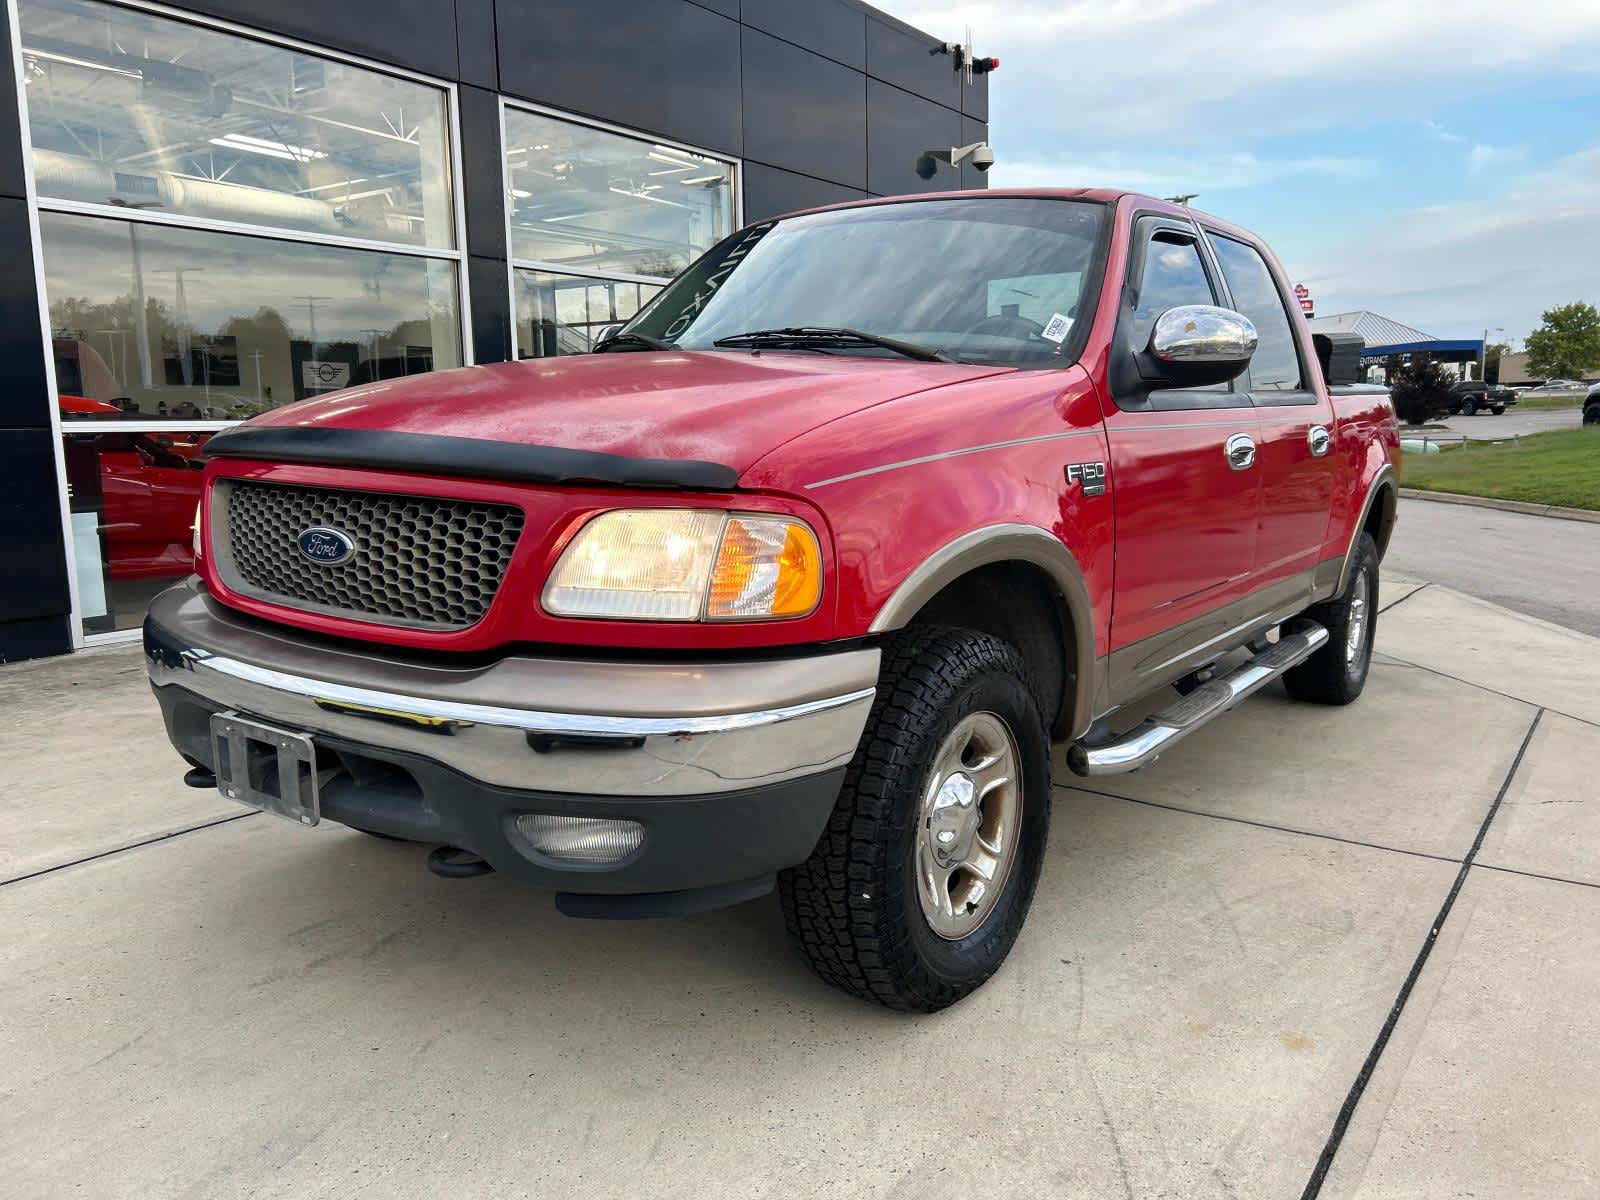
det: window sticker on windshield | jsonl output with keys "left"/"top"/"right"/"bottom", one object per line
{"left": 1041, "top": 313, "right": 1072, "bottom": 343}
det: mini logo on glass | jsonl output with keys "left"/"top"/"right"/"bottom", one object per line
{"left": 296, "top": 526, "right": 355, "bottom": 566}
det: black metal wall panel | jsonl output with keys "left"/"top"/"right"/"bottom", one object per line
{"left": 742, "top": 162, "right": 867, "bottom": 222}
{"left": 458, "top": 85, "right": 507, "bottom": 261}
{"left": 176, "top": 0, "right": 460, "bottom": 81}
{"left": 964, "top": 72, "right": 989, "bottom": 123}
{"left": 866, "top": 15, "right": 959, "bottom": 110}
{"left": 495, "top": 0, "right": 742, "bottom": 157}
{"left": 469, "top": 255, "right": 513, "bottom": 365}
{"left": 0, "top": 429, "right": 70, "bottom": 623}
{"left": 0, "top": 198, "right": 50, "bottom": 430}
{"left": 866, "top": 79, "right": 961, "bottom": 196}
{"left": 455, "top": 0, "right": 498, "bottom": 91}
{"left": 0, "top": 2, "right": 22, "bottom": 203}
{"left": 741, "top": 28, "right": 866, "bottom": 191}
{"left": 741, "top": 0, "right": 866, "bottom": 70}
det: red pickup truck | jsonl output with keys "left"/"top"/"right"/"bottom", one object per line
{"left": 146, "top": 189, "right": 1399, "bottom": 1011}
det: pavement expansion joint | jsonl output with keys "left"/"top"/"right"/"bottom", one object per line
{"left": 1056, "top": 784, "right": 1462, "bottom": 867}
{"left": 0, "top": 811, "right": 258, "bottom": 890}
{"left": 1297, "top": 707, "right": 1546, "bottom": 1200}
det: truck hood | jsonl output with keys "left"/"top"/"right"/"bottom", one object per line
{"left": 246, "top": 352, "right": 1013, "bottom": 478}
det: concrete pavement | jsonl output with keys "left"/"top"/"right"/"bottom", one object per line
{"left": 2, "top": 572, "right": 1596, "bottom": 1198}
{"left": 1384, "top": 495, "right": 1600, "bottom": 637}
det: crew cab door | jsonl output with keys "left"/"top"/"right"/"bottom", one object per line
{"left": 1101, "top": 215, "right": 1263, "bottom": 664}
{"left": 1205, "top": 231, "right": 1340, "bottom": 587}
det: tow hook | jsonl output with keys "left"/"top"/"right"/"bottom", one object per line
{"left": 426, "top": 845, "right": 495, "bottom": 879}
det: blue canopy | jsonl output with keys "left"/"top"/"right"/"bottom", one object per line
{"left": 1361, "top": 338, "right": 1484, "bottom": 360}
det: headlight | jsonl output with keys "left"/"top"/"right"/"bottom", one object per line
{"left": 192, "top": 502, "right": 203, "bottom": 560}
{"left": 543, "top": 509, "right": 822, "bottom": 622}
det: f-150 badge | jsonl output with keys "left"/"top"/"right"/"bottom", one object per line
{"left": 1065, "top": 461, "right": 1107, "bottom": 496}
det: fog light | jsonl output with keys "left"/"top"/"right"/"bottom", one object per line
{"left": 514, "top": 814, "right": 644, "bottom": 864}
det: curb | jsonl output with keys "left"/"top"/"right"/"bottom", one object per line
{"left": 1399, "top": 487, "right": 1600, "bottom": 525}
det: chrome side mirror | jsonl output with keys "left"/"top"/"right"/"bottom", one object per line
{"left": 1145, "top": 305, "right": 1257, "bottom": 388}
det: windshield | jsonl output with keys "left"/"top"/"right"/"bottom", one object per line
{"left": 620, "top": 197, "right": 1108, "bottom": 368}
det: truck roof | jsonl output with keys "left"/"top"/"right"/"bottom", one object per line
{"left": 764, "top": 187, "right": 1250, "bottom": 244}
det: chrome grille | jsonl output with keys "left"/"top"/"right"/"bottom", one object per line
{"left": 217, "top": 480, "right": 524, "bottom": 630}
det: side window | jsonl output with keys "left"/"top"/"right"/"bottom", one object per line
{"left": 1132, "top": 234, "right": 1216, "bottom": 349}
{"left": 1211, "top": 235, "right": 1304, "bottom": 392}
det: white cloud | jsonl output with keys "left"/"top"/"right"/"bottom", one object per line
{"left": 1467, "top": 143, "right": 1528, "bottom": 174}
{"left": 992, "top": 150, "right": 1374, "bottom": 194}
{"left": 876, "top": 0, "right": 1600, "bottom": 144}
{"left": 1300, "top": 147, "right": 1600, "bottom": 338}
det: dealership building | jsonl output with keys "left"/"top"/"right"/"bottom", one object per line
{"left": 0, "top": 0, "right": 988, "bottom": 661}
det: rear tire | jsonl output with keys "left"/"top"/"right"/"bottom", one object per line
{"left": 1461, "top": 398, "right": 1478, "bottom": 416}
{"left": 779, "top": 627, "right": 1051, "bottom": 1012}
{"left": 1584, "top": 405, "right": 1600, "bottom": 427}
{"left": 1284, "top": 532, "right": 1379, "bottom": 706}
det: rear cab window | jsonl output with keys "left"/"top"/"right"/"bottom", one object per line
{"left": 1208, "top": 233, "right": 1315, "bottom": 404}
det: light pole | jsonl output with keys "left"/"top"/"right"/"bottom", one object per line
{"left": 1481, "top": 325, "right": 1504, "bottom": 382}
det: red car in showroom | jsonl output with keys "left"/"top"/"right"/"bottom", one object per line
{"left": 145, "top": 190, "right": 1399, "bottom": 1010}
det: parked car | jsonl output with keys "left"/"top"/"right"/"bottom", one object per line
{"left": 144, "top": 190, "right": 1400, "bottom": 1011}
{"left": 1447, "top": 379, "right": 1516, "bottom": 416}
{"left": 1584, "top": 381, "right": 1600, "bottom": 425}
{"left": 1519, "top": 379, "right": 1585, "bottom": 395}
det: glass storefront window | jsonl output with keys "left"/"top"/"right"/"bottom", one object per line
{"left": 18, "top": 0, "right": 455, "bottom": 249}
{"left": 504, "top": 107, "right": 734, "bottom": 279}
{"left": 62, "top": 426, "right": 213, "bottom": 632}
{"left": 514, "top": 268, "right": 662, "bottom": 358}
{"left": 43, "top": 210, "right": 461, "bottom": 421}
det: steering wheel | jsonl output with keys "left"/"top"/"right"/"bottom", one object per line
{"left": 955, "top": 313, "right": 1048, "bottom": 362}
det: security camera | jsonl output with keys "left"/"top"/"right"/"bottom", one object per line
{"left": 917, "top": 141, "right": 997, "bottom": 180}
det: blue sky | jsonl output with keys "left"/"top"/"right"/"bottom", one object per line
{"left": 878, "top": 0, "right": 1600, "bottom": 345}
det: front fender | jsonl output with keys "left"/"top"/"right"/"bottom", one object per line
{"left": 870, "top": 523, "right": 1101, "bottom": 740}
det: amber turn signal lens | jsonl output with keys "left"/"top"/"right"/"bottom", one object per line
{"left": 708, "top": 516, "right": 822, "bottom": 619}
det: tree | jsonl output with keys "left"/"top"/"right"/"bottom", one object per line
{"left": 1524, "top": 301, "right": 1600, "bottom": 380}
{"left": 1389, "top": 355, "right": 1455, "bottom": 426}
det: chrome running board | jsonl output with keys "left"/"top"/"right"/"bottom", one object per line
{"left": 1068, "top": 623, "right": 1329, "bottom": 776}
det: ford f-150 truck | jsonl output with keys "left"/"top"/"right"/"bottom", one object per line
{"left": 145, "top": 189, "right": 1399, "bottom": 1011}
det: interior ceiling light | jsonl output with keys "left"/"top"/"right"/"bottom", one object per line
{"left": 647, "top": 150, "right": 699, "bottom": 168}
{"left": 209, "top": 133, "right": 327, "bottom": 163}
{"left": 23, "top": 46, "right": 142, "bottom": 79}
{"left": 608, "top": 186, "right": 692, "bottom": 211}
{"left": 298, "top": 177, "right": 369, "bottom": 193}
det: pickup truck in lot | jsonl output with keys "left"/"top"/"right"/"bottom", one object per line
{"left": 145, "top": 189, "right": 1399, "bottom": 1011}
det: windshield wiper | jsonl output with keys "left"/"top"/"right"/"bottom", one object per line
{"left": 593, "top": 331, "right": 677, "bottom": 353}
{"left": 712, "top": 326, "right": 952, "bottom": 363}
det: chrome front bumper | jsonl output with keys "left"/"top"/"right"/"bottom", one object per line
{"left": 145, "top": 583, "right": 878, "bottom": 798}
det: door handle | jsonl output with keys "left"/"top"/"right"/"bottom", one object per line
{"left": 1308, "top": 425, "right": 1332, "bottom": 457}
{"left": 1225, "top": 432, "right": 1256, "bottom": 471}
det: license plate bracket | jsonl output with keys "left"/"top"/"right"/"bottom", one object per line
{"left": 209, "top": 711, "right": 320, "bottom": 826}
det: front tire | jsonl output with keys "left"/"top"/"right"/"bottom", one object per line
{"left": 1491, "top": 405, "right": 1505, "bottom": 415}
{"left": 779, "top": 628, "right": 1051, "bottom": 1012}
{"left": 1283, "top": 532, "right": 1379, "bottom": 705}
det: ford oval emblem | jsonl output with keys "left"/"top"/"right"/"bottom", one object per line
{"left": 296, "top": 526, "right": 355, "bottom": 566}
